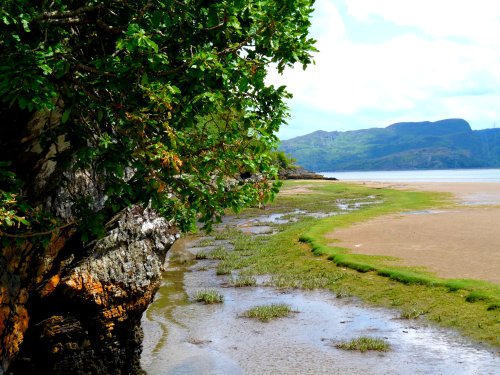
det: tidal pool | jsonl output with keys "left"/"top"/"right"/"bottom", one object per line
{"left": 141, "top": 235, "right": 499, "bottom": 375}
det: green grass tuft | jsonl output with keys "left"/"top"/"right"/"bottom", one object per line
{"left": 193, "top": 289, "right": 224, "bottom": 304}
{"left": 487, "top": 303, "right": 499, "bottom": 311}
{"left": 216, "top": 262, "right": 232, "bottom": 275}
{"left": 196, "top": 246, "right": 233, "bottom": 261}
{"left": 243, "top": 304, "right": 293, "bottom": 322}
{"left": 266, "top": 271, "right": 345, "bottom": 290}
{"left": 400, "top": 306, "right": 427, "bottom": 319}
{"left": 195, "top": 251, "right": 209, "bottom": 260}
{"left": 335, "top": 336, "right": 390, "bottom": 352}
{"left": 196, "top": 238, "right": 215, "bottom": 247}
{"left": 335, "top": 287, "right": 351, "bottom": 298}
{"left": 445, "top": 280, "right": 470, "bottom": 292}
{"left": 207, "top": 246, "right": 231, "bottom": 260}
{"left": 377, "top": 268, "right": 437, "bottom": 286}
{"left": 228, "top": 275, "right": 257, "bottom": 287}
{"left": 333, "top": 254, "right": 375, "bottom": 273}
{"left": 465, "top": 291, "right": 490, "bottom": 303}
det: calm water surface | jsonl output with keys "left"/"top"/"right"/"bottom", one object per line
{"left": 321, "top": 168, "right": 500, "bottom": 182}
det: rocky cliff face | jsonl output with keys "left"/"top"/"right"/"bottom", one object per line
{"left": 0, "top": 109, "right": 180, "bottom": 374}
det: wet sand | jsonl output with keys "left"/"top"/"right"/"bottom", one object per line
{"left": 142, "top": 235, "right": 500, "bottom": 375}
{"left": 330, "top": 182, "right": 500, "bottom": 284}
{"left": 140, "top": 181, "right": 500, "bottom": 374}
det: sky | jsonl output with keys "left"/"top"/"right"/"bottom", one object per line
{"left": 270, "top": 0, "right": 500, "bottom": 140}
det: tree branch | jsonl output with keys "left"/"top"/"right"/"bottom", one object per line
{"left": 75, "top": 63, "right": 116, "bottom": 77}
{"left": 0, "top": 221, "right": 75, "bottom": 238}
{"left": 40, "top": 17, "right": 91, "bottom": 25}
{"left": 96, "top": 18, "right": 123, "bottom": 34}
{"left": 217, "top": 25, "right": 267, "bottom": 56}
{"left": 202, "top": 22, "right": 225, "bottom": 31}
{"left": 40, "top": 5, "right": 102, "bottom": 20}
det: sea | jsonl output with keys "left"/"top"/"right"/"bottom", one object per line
{"left": 320, "top": 168, "right": 500, "bottom": 183}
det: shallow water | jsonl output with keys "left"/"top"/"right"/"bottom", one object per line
{"left": 321, "top": 168, "right": 500, "bottom": 183}
{"left": 461, "top": 192, "right": 500, "bottom": 205}
{"left": 403, "top": 209, "right": 448, "bottom": 215}
{"left": 224, "top": 196, "right": 383, "bottom": 233}
{"left": 141, "top": 236, "right": 500, "bottom": 375}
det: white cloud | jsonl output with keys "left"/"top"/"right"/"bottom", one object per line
{"left": 347, "top": 0, "right": 500, "bottom": 46}
{"left": 310, "top": 0, "right": 346, "bottom": 40}
{"left": 270, "top": 0, "right": 500, "bottom": 139}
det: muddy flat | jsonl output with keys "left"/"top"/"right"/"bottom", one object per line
{"left": 141, "top": 192, "right": 500, "bottom": 374}
{"left": 330, "top": 182, "right": 500, "bottom": 283}
{"left": 142, "top": 235, "right": 500, "bottom": 375}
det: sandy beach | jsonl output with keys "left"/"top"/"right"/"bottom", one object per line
{"left": 329, "top": 182, "right": 500, "bottom": 284}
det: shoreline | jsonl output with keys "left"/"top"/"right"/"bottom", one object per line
{"left": 330, "top": 181, "right": 500, "bottom": 284}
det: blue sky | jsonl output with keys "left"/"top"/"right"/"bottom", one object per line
{"left": 270, "top": 0, "right": 500, "bottom": 140}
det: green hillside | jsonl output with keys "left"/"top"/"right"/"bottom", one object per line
{"left": 279, "top": 119, "right": 500, "bottom": 171}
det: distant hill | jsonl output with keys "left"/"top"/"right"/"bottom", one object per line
{"left": 279, "top": 119, "right": 500, "bottom": 172}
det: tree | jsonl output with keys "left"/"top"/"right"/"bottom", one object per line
{"left": 0, "top": 0, "right": 316, "bottom": 241}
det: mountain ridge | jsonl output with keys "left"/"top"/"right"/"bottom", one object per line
{"left": 279, "top": 119, "right": 500, "bottom": 172}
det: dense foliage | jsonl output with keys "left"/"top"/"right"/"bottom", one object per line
{"left": 271, "top": 150, "right": 297, "bottom": 170}
{"left": 0, "top": 0, "right": 316, "bottom": 239}
{"left": 280, "top": 119, "right": 500, "bottom": 171}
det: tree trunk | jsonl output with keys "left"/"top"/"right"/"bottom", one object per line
{"left": 0, "top": 109, "right": 179, "bottom": 374}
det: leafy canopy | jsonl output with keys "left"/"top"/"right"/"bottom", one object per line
{"left": 0, "top": 0, "right": 316, "bottom": 237}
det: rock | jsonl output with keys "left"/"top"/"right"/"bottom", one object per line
{"left": 279, "top": 167, "right": 337, "bottom": 180}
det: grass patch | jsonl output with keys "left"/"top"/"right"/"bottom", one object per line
{"left": 216, "top": 262, "right": 233, "bottom": 275}
{"left": 267, "top": 271, "right": 346, "bottom": 290}
{"left": 243, "top": 304, "right": 293, "bottom": 322}
{"left": 377, "top": 268, "right": 438, "bottom": 286}
{"left": 335, "top": 336, "right": 390, "bottom": 352}
{"left": 465, "top": 291, "right": 490, "bottom": 303}
{"left": 196, "top": 237, "right": 215, "bottom": 247}
{"left": 206, "top": 246, "right": 231, "bottom": 260}
{"left": 331, "top": 254, "right": 376, "bottom": 273}
{"left": 445, "top": 280, "right": 473, "bottom": 292}
{"left": 213, "top": 226, "right": 243, "bottom": 240}
{"left": 228, "top": 274, "right": 257, "bottom": 287}
{"left": 195, "top": 246, "right": 233, "bottom": 261}
{"left": 487, "top": 303, "right": 499, "bottom": 311}
{"left": 400, "top": 306, "right": 427, "bottom": 319}
{"left": 195, "top": 251, "right": 209, "bottom": 260}
{"left": 193, "top": 289, "right": 224, "bottom": 304}
{"left": 335, "top": 287, "right": 351, "bottom": 299}
{"left": 214, "top": 254, "right": 251, "bottom": 276}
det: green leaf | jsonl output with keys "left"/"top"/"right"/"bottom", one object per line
{"left": 18, "top": 97, "right": 28, "bottom": 110}
{"left": 145, "top": 38, "right": 159, "bottom": 53}
{"left": 40, "top": 64, "right": 52, "bottom": 75}
{"left": 21, "top": 18, "right": 30, "bottom": 32}
{"left": 61, "top": 108, "right": 71, "bottom": 124}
